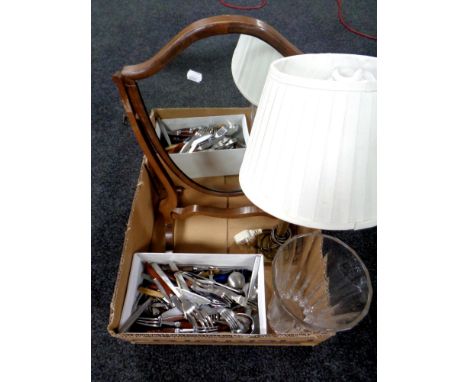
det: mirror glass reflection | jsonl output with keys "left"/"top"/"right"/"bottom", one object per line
{"left": 138, "top": 34, "right": 283, "bottom": 194}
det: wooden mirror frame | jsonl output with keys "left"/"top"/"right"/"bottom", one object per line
{"left": 113, "top": 15, "right": 302, "bottom": 250}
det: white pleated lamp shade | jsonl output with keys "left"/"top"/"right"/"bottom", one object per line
{"left": 231, "top": 35, "right": 283, "bottom": 105}
{"left": 239, "top": 53, "right": 377, "bottom": 230}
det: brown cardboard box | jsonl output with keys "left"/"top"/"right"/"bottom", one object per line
{"left": 107, "top": 108, "right": 334, "bottom": 346}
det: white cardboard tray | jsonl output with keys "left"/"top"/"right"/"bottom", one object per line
{"left": 120, "top": 252, "right": 267, "bottom": 335}
{"left": 155, "top": 114, "right": 249, "bottom": 178}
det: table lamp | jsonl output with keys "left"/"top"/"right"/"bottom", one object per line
{"left": 231, "top": 34, "right": 283, "bottom": 106}
{"left": 239, "top": 53, "right": 377, "bottom": 258}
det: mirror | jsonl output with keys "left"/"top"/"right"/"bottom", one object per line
{"left": 137, "top": 34, "right": 284, "bottom": 194}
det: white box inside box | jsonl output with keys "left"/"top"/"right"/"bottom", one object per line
{"left": 120, "top": 252, "right": 267, "bottom": 335}
{"left": 155, "top": 114, "right": 249, "bottom": 179}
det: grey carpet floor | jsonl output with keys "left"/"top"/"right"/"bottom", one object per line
{"left": 92, "top": 1, "right": 377, "bottom": 380}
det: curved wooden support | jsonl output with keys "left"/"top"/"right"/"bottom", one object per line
{"left": 164, "top": 222, "right": 175, "bottom": 252}
{"left": 113, "top": 74, "right": 179, "bottom": 206}
{"left": 121, "top": 15, "right": 302, "bottom": 80}
{"left": 171, "top": 204, "right": 267, "bottom": 220}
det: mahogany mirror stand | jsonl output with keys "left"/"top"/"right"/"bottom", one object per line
{"left": 113, "top": 15, "right": 302, "bottom": 251}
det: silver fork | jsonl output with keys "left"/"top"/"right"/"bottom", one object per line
{"left": 150, "top": 263, "right": 211, "bottom": 331}
{"left": 135, "top": 317, "right": 182, "bottom": 328}
{"left": 175, "top": 272, "right": 214, "bottom": 329}
{"left": 219, "top": 308, "right": 242, "bottom": 333}
{"left": 198, "top": 305, "right": 217, "bottom": 328}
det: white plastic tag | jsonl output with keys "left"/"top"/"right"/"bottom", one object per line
{"left": 234, "top": 229, "right": 263, "bottom": 246}
{"left": 187, "top": 69, "right": 202, "bottom": 83}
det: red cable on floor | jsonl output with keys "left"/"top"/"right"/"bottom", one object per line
{"left": 336, "top": 0, "right": 377, "bottom": 40}
{"left": 218, "top": 0, "right": 375, "bottom": 41}
{"left": 219, "top": 0, "right": 267, "bottom": 11}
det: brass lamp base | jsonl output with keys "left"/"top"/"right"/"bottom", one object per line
{"left": 257, "top": 221, "right": 292, "bottom": 261}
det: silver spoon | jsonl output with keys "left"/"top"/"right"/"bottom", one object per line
{"left": 235, "top": 313, "right": 255, "bottom": 334}
{"left": 223, "top": 121, "right": 240, "bottom": 137}
{"left": 227, "top": 271, "right": 245, "bottom": 290}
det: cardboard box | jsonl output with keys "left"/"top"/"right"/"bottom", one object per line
{"left": 120, "top": 252, "right": 267, "bottom": 334}
{"left": 108, "top": 107, "right": 334, "bottom": 345}
{"left": 154, "top": 114, "right": 249, "bottom": 179}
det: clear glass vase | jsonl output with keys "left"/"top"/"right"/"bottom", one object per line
{"left": 268, "top": 232, "right": 373, "bottom": 334}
